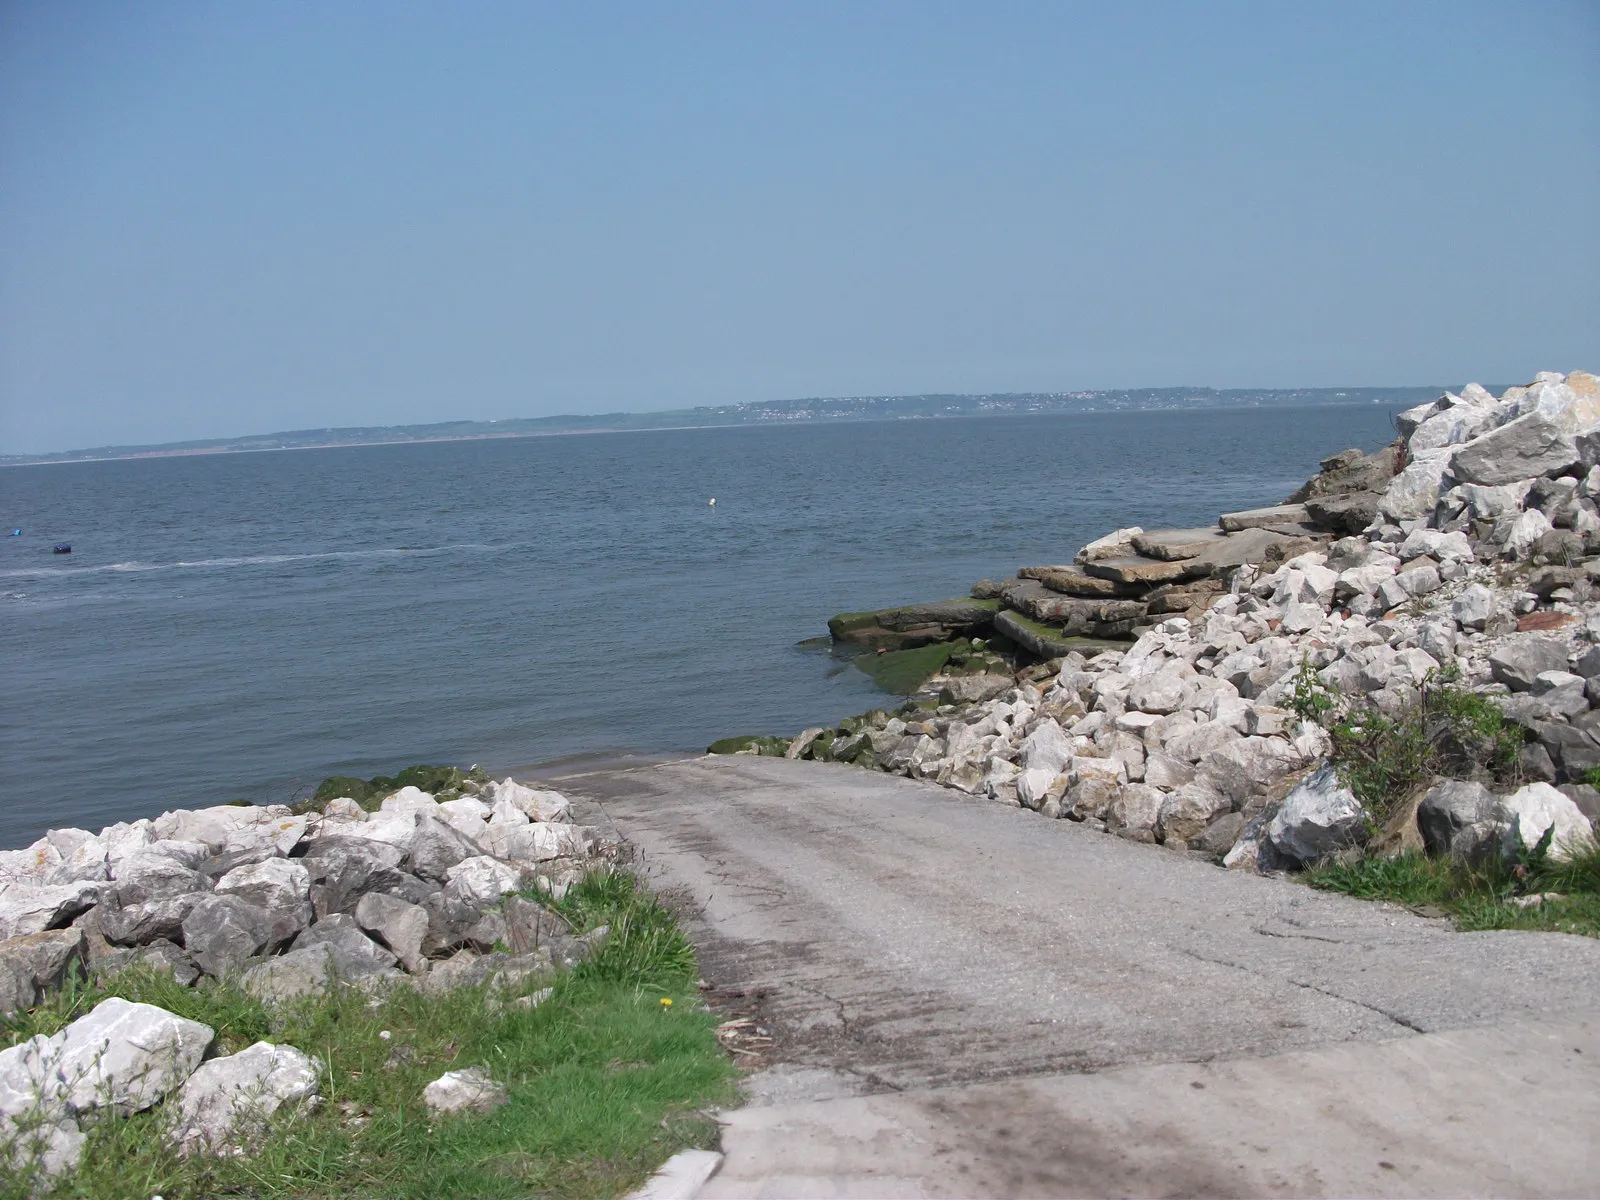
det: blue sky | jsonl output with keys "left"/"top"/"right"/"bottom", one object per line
{"left": 2, "top": 1, "right": 1596, "bottom": 453}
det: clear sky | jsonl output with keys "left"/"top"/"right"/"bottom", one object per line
{"left": 2, "top": 2, "right": 1596, "bottom": 454}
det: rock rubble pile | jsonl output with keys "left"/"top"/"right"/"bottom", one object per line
{"left": 758, "top": 371, "right": 1600, "bottom": 870}
{"left": 0, "top": 773, "right": 617, "bottom": 1183}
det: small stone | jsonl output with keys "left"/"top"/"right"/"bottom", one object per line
{"left": 421, "top": 1066, "right": 508, "bottom": 1116}
{"left": 1451, "top": 584, "right": 1496, "bottom": 629}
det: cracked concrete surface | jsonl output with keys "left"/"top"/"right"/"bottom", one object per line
{"left": 566, "top": 756, "right": 1600, "bottom": 1195}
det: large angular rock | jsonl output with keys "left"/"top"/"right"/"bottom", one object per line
{"left": 213, "top": 858, "right": 310, "bottom": 913}
{"left": 0, "top": 929, "right": 85, "bottom": 1006}
{"left": 1157, "top": 783, "right": 1232, "bottom": 844}
{"left": 1416, "top": 780, "right": 1513, "bottom": 864}
{"left": 444, "top": 856, "right": 526, "bottom": 907}
{"left": 1161, "top": 719, "right": 1241, "bottom": 764}
{"left": 1378, "top": 451, "right": 1453, "bottom": 521}
{"left": 291, "top": 913, "right": 399, "bottom": 968}
{"left": 240, "top": 944, "right": 343, "bottom": 1003}
{"left": 1103, "top": 784, "right": 1165, "bottom": 843}
{"left": 240, "top": 941, "right": 400, "bottom": 1003}
{"left": 97, "top": 892, "right": 206, "bottom": 946}
{"left": 1267, "top": 764, "right": 1367, "bottom": 864}
{"left": 0, "top": 881, "right": 101, "bottom": 942}
{"left": 152, "top": 805, "right": 308, "bottom": 858}
{"left": 328, "top": 809, "right": 419, "bottom": 853}
{"left": 1305, "top": 490, "right": 1384, "bottom": 534}
{"left": 484, "top": 779, "right": 573, "bottom": 824}
{"left": 1017, "top": 721, "right": 1074, "bottom": 775}
{"left": 1488, "top": 637, "right": 1570, "bottom": 692}
{"left": 354, "top": 892, "right": 430, "bottom": 973}
{"left": 105, "top": 939, "right": 200, "bottom": 987}
{"left": 1451, "top": 583, "right": 1497, "bottom": 629}
{"left": 0, "top": 1115, "right": 85, "bottom": 1188}
{"left": 0, "top": 928, "right": 85, "bottom": 1014}
{"left": 300, "top": 837, "right": 407, "bottom": 918}
{"left": 940, "top": 675, "right": 1014, "bottom": 704}
{"left": 480, "top": 821, "right": 591, "bottom": 864}
{"left": 1127, "top": 665, "right": 1194, "bottom": 716}
{"left": 1452, "top": 411, "right": 1580, "bottom": 486}
{"left": 1500, "top": 783, "right": 1598, "bottom": 861}
{"left": 109, "top": 851, "right": 208, "bottom": 908}
{"left": 421, "top": 889, "right": 489, "bottom": 957}
{"left": 405, "top": 815, "right": 486, "bottom": 884}
{"left": 170, "top": 1041, "right": 320, "bottom": 1156}
{"left": 53, "top": 997, "right": 213, "bottom": 1115}
{"left": 182, "top": 895, "right": 296, "bottom": 978}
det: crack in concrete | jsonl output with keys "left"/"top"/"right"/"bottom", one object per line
{"left": 1171, "top": 943, "right": 1427, "bottom": 1034}
{"left": 1251, "top": 924, "right": 1348, "bottom": 945}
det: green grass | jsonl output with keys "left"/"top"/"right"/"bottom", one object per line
{"left": 1305, "top": 843, "right": 1600, "bottom": 938}
{"left": 1, "top": 871, "right": 735, "bottom": 1200}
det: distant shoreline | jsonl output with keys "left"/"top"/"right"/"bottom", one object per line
{"left": 1, "top": 391, "right": 1443, "bottom": 468}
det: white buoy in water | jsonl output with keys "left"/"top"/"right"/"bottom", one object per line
{"left": 708, "top": 497, "right": 716, "bottom": 507}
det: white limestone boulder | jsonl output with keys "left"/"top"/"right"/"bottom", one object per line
{"left": 445, "top": 856, "right": 527, "bottom": 907}
{"left": 1500, "top": 783, "right": 1597, "bottom": 861}
{"left": 1266, "top": 764, "right": 1366, "bottom": 865}
{"left": 0, "top": 881, "right": 102, "bottom": 942}
{"left": 53, "top": 997, "right": 213, "bottom": 1116}
{"left": 484, "top": 778, "right": 573, "bottom": 823}
{"left": 170, "top": 1041, "right": 321, "bottom": 1156}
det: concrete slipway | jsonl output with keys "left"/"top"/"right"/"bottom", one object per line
{"left": 566, "top": 756, "right": 1599, "bottom": 1199}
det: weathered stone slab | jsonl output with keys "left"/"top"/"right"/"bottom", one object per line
{"left": 1131, "top": 528, "right": 1232, "bottom": 562}
{"left": 994, "top": 610, "right": 1124, "bottom": 659}
{"left": 1018, "top": 565, "right": 1139, "bottom": 598}
{"left": 828, "top": 599, "right": 999, "bottom": 647}
{"left": 1081, "top": 556, "right": 1199, "bottom": 585}
{"left": 1013, "top": 589, "right": 1149, "bottom": 633}
{"left": 1219, "top": 504, "right": 1312, "bottom": 532}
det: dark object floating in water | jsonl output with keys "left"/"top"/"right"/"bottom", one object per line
{"left": 52, "top": 543, "right": 71, "bottom": 554}
{"left": 9, "top": 529, "right": 19, "bottom": 536}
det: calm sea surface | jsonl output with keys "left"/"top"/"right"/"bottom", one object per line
{"left": 0, "top": 407, "right": 1399, "bottom": 847}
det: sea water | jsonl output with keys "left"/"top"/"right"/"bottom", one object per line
{"left": 0, "top": 406, "right": 1398, "bottom": 846}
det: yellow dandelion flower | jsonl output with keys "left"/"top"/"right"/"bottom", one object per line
{"left": 660, "top": 997, "right": 673, "bottom": 1007}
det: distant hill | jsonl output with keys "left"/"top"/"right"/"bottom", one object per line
{"left": 2, "top": 385, "right": 1453, "bottom": 466}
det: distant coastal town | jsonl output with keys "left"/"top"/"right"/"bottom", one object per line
{"left": 1, "top": 385, "right": 1452, "bottom": 466}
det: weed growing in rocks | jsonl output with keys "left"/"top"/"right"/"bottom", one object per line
{"left": 0, "top": 872, "right": 734, "bottom": 1200}
{"left": 1291, "top": 664, "right": 1524, "bottom": 825}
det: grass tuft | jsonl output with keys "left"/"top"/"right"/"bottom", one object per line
{"left": 1306, "top": 841, "right": 1600, "bottom": 938}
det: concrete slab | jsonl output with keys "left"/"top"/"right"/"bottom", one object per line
{"left": 702, "top": 1016, "right": 1599, "bottom": 1199}
{"left": 560, "top": 757, "right": 1600, "bottom": 1198}
{"left": 562, "top": 757, "right": 1600, "bottom": 1092}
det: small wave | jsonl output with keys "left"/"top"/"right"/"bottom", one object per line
{"left": 0, "top": 543, "right": 510, "bottom": 580}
